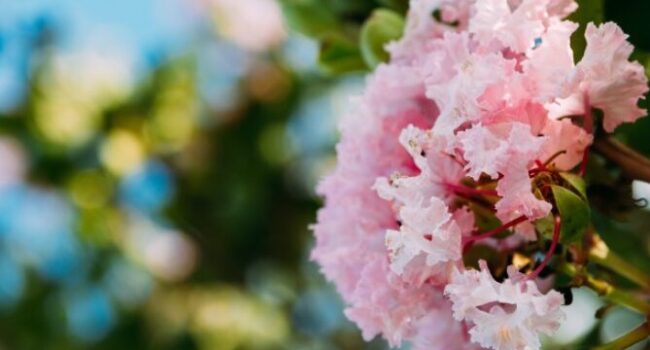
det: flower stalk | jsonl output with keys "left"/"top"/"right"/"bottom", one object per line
{"left": 589, "top": 235, "right": 650, "bottom": 290}
{"left": 526, "top": 215, "right": 561, "bottom": 281}
{"left": 559, "top": 263, "right": 650, "bottom": 315}
{"left": 593, "top": 321, "right": 650, "bottom": 350}
{"left": 463, "top": 215, "right": 527, "bottom": 247}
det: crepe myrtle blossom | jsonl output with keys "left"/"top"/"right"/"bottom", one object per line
{"left": 311, "top": 0, "right": 648, "bottom": 349}
{"left": 547, "top": 22, "right": 649, "bottom": 132}
{"left": 445, "top": 261, "right": 565, "bottom": 350}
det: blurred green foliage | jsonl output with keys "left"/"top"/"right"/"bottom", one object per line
{"left": 360, "top": 9, "right": 404, "bottom": 68}
{"left": 280, "top": 0, "right": 408, "bottom": 73}
{"left": 0, "top": 11, "right": 386, "bottom": 350}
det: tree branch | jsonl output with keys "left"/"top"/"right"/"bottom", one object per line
{"left": 593, "top": 136, "right": 650, "bottom": 183}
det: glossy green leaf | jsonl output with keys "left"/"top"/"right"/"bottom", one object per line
{"left": 534, "top": 214, "right": 555, "bottom": 240}
{"left": 360, "top": 9, "right": 405, "bottom": 68}
{"left": 551, "top": 184, "right": 591, "bottom": 244}
{"left": 318, "top": 34, "right": 367, "bottom": 74}
{"left": 559, "top": 172, "right": 587, "bottom": 199}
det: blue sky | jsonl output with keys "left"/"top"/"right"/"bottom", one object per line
{"left": 0, "top": 0, "right": 200, "bottom": 109}
{"left": 0, "top": 0, "right": 196, "bottom": 56}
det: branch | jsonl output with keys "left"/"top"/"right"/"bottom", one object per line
{"left": 593, "top": 136, "right": 650, "bottom": 183}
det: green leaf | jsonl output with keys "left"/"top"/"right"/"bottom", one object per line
{"left": 470, "top": 202, "right": 502, "bottom": 232}
{"left": 534, "top": 214, "right": 555, "bottom": 239}
{"left": 559, "top": 172, "right": 587, "bottom": 199}
{"left": 360, "top": 9, "right": 405, "bottom": 68}
{"left": 569, "top": 0, "right": 604, "bottom": 61}
{"left": 280, "top": 0, "right": 340, "bottom": 39}
{"left": 318, "top": 34, "right": 367, "bottom": 74}
{"left": 551, "top": 185, "right": 591, "bottom": 244}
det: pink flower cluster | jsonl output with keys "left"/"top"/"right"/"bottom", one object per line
{"left": 312, "top": 0, "right": 648, "bottom": 349}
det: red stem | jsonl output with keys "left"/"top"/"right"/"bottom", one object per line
{"left": 526, "top": 215, "right": 561, "bottom": 281}
{"left": 529, "top": 151, "right": 569, "bottom": 177}
{"left": 529, "top": 160, "right": 548, "bottom": 177}
{"left": 544, "top": 150, "right": 568, "bottom": 167}
{"left": 463, "top": 215, "right": 527, "bottom": 248}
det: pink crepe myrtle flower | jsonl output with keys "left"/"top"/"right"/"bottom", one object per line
{"left": 312, "top": 0, "right": 647, "bottom": 348}
{"left": 384, "top": 196, "right": 461, "bottom": 281}
{"left": 343, "top": 254, "right": 440, "bottom": 346}
{"left": 425, "top": 32, "right": 517, "bottom": 137}
{"left": 445, "top": 261, "right": 564, "bottom": 350}
{"left": 539, "top": 118, "right": 593, "bottom": 170}
{"left": 469, "top": 0, "right": 548, "bottom": 53}
{"left": 389, "top": 0, "right": 474, "bottom": 60}
{"left": 410, "top": 305, "right": 482, "bottom": 350}
{"left": 552, "top": 22, "right": 649, "bottom": 132}
{"left": 374, "top": 125, "right": 465, "bottom": 206}
{"left": 458, "top": 123, "right": 552, "bottom": 225}
{"left": 522, "top": 19, "right": 578, "bottom": 103}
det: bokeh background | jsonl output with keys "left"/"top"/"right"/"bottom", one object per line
{"left": 0, "top": 0, "right": 649, "bottom": 349}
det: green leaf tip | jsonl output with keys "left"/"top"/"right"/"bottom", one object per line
{"left": 360, "top": 9, "right": 405, "bottom": 68}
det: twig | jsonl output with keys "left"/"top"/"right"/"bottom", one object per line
{"left": 593, "top": 136, "right": 650, "bottom": 183}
